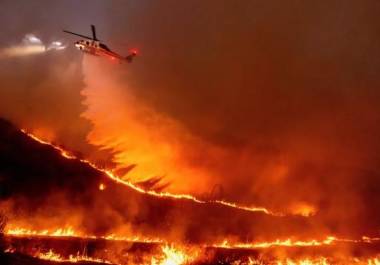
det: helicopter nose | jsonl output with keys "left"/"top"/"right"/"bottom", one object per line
{"left": 74, "top": 43, "right": 83, "bottom": 50}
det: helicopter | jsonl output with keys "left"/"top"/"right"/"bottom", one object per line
{"left": 63, "top": 25, "right": 137, "bottom": 63}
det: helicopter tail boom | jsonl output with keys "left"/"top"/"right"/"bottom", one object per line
{"left": 125, "top": 50, "right": 137, "bottom": 63}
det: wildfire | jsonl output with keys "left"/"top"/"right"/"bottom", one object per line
{"left": 213, "top": 235, "right": 380, "bottom": 249}
{"left": 6, "top": 225, "right": 380, "bottom": 251}
{"left": 151, "top": 245, "right": 198, "bottom": 265}
{"left": 4, "top": 227, "right": 380, "bottom": 265}
{"left": 6, "top": 227, "right": 75, "bottom": 237}
{"left": 272, "top": 257, "right": 380, "bottom": 265}
{"left": 26, "top": 244, "right": 197, "bottom": 265}
{"left": 234, "top": 256, "right": 380, "bottom": 265}
{"left": 214, "top": 237, "right": 331, "bottom": 250}
{"left": 368, "top": 258, "right": 380, "bottom": 265}
{"left": 20, "top": 129, "right": 286, "bottom": 217}
{"left": 5, "top": 225, "right": 163, "bottom": 243}
{"left": 99, "top": 183, "right": 106, "bottom": 190}
{"left": 288, "top": 202, "right": 317, "bottom": 217}
{"left": 27, "top": 248, "right": 380, "bottom": 265}
{"left": 24, "top": 248, "right": 380, "bottom": 265}
{"left": 277, "top": 260, "right": 329, "bottom": 265}
{"left": 37, "top": 249, "right": 112, "bottom": 264}
{"left": 13, "top": 129, "right": 380, "bottom": 265}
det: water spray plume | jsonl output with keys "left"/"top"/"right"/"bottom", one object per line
{"left": 81, "top": 55, "right": 218, "bottom": 194}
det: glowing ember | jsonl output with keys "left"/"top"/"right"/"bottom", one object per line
{"left": 288, "top": 202, "right": 317, "bottom": 217}
{"left": 4, "top": 247, "right": 15, "bottom": 253}
{"left": 99, "top": 183, "right": 106, "bottom": 190}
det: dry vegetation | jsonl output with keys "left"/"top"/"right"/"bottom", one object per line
{"left": 0, "top": 213, "right": 6, "bottom": 251}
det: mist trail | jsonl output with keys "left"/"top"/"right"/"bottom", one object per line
{"left": 80, "top": 55, "right": 216, "bottom": 195}
{"left": 0, "top": 34, "right": 66, "bottom": 59}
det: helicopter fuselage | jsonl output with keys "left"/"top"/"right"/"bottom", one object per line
{"left": 74, "top": 39, "right": 122, "bottom": 60}
{"left": 64, "top": 25, "right": 137, "bottom": 63}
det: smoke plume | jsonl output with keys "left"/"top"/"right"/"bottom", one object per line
{"left": 81, "top": 55, "right": 219, "bottom": 194}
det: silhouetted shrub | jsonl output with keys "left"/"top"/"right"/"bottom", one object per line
{"left": 0, "top": 213, "right": 6, "bottom": 251}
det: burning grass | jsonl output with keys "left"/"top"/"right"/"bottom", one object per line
{"left": 4, "top": 235, "right": 380, "bottom": 265}
{"left": 20, "top": 128, "right": 282, "bottom": 217}
{"left": 0, "top": 215, "right": 5, "bottom": 253}
{"left": 3, "top": 230, "right": 380, "bottom": 265}
{"left": 1, "top": 119, "right": 380, "bottom": 264}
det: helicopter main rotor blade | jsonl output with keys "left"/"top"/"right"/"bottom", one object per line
{"left": 63, "top": 30, "right": 94, "bottom": 40}
{"left": 91, "top": 25, "right": 98, "bottom": 41}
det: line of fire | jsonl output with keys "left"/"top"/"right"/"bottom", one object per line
{"left": 1, "top": 2, "right": 380, "bottom": 265}
{"left": 1, "top": 114, "right": 380, "bottom": 264}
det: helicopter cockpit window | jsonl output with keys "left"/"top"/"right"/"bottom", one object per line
{"left": 99, "top": 43, "right": 111, "bottom": 51}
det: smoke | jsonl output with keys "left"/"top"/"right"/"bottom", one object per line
{"left": 0, "top": 118, "right": 316, "bottom": 243}
{"left": 81, "top": 55, "right": 219, "bottom": 194}
{"left": 0, "top": 0, "right": 380, "bottom": 241}
{"left": 80, "top": 53, "right": 380, "bottom": 238}
{"left": 0, "top": 34, "right": 66, "bottom": 59}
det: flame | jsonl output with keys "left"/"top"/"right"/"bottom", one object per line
{"left": 20, "top": 128, "right": 288, "bottom": 217}
{"left": 5, "top": 225, "right": 164, "bottom": 243}
{"left": 239, "top": 257, "right": 380, "bottom": 265}
{"left": 273, "top": 257, "right": 380, "bottom": 265}
{"left": 32, "top": 244, "right": 198, "bottom": 265}
{"left": 37, "top": 249, "right": 112, "bottom": 264}
{"left": 6, "top": 227, "right": 75, "bottom": 237}
{"left": 4, "top": 226, "right": 380, "bottom": 265}
{"left": 213, "top": 235, "right": 380, "bottom": 249}
{"left": 13, "top": 128, "right": 380, "bottom": 265}
{"left": 151, "top": 245, "right": 198, "bottom": 265}
{"left": 4, "top": 247, "right": 15, "bottom": 253}
{"left": 33, "top": 249, "right": 380, "bottom": 265}
{"left": 275, "top": 258, "right": 331, "bottom": 265}
{"left": 288, "top": 202, "right": 317, "bottom": 217}
{"left": 214, "top": 237, "right": 335, "bottom": 249}
{"left": 6, "top": 225, "right": 380, "bottom": 251}
{"left": 368, "top": 258, "right": 380, "bottom": 265}
{"left": 33, "top": 248, "right": 380, "bottom": 265}
{"left": 99, "top": 183, "right": 106, "bottom": 190}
